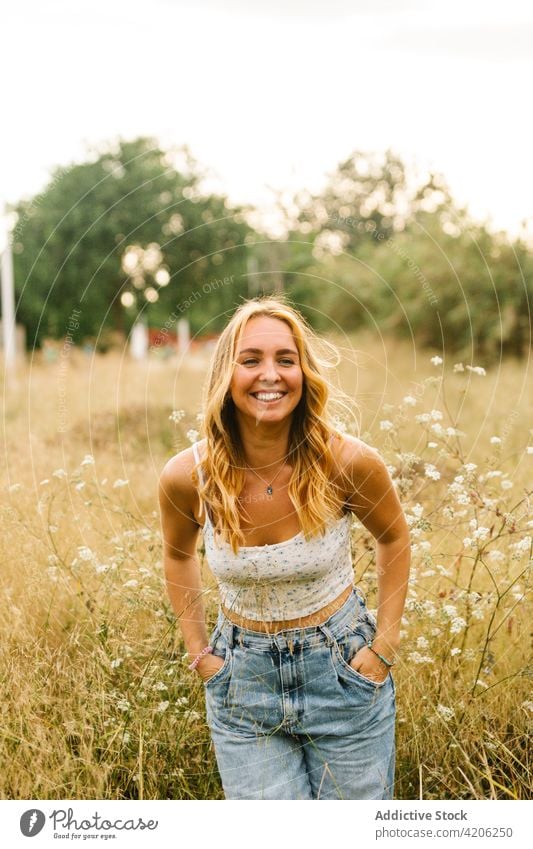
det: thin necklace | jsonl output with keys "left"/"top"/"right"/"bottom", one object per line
{"left": 244, "top": 458, "right": 288, "bottom": 497}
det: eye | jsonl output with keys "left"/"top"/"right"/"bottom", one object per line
{"left": 242, "top": 358, "right": 258, "bottom": 365}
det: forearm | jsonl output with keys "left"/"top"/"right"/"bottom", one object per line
{"left": 164, "top": 555, "right": 210, "bottom": 656}
{"left": 373, "top": 533, "right": 411, "bottom": 654}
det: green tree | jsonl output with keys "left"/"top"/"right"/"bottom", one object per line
{"left": 12, "top": 137, "right": 253, "bottom": 348}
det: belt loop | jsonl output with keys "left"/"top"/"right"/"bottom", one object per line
{"left": 318, "top": 623, "right": 335, "bottom": 647}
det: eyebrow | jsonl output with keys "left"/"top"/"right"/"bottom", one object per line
{"left": 238, "top": 347, "right": 298, "bottom": 356}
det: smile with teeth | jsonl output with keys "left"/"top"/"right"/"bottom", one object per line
{"left": 251, "top": 391, "right": 286, "bottom": 402}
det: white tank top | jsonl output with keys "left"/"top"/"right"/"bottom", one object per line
{"left": 191, "top": 441, "right": 354, "bottom": 621}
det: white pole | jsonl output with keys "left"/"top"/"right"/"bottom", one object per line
{"left": 177, "top": 317, "right": 190, "bottom": 354}
{"left": 130, "top": 319, "right": 148, "bottom": 360}
{"left": 1, "top": 213, "right": 16, "bottom": 375}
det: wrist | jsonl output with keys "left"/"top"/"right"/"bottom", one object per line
{"left": 371, "top": 633, "right": 400, "bottom": 656}
{"left": 187, "top": 645, "right": 213, "bottom": 670}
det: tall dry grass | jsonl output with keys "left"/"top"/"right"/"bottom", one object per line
{"left": 1, "top": 333, "right": 531, "bottom": 799}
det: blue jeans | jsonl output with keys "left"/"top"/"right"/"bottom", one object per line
{"left": 203, "top": 588, "right": 396, "bottom": 800}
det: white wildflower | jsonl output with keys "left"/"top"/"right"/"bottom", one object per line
{"left": 52, "top": 468, "right": 68, "bottom": 479}
{"left": 463, "top": 463, "right": 477, "bottom": 473}
{"left": 77, "top": 546, "right": 94, "bottom": 561}
{"left": 415, "top": 413, "right": 431, "bottom": 424}
{"left": 428, "top": 441, "right": 438, "bottom": 448}
{"left": 453, "top": 363, "right": 464, "bottom": 372}
{"left": 157, "top": 701, "right": 170, "bottom": 712}
{"left": 488, "top": 550, "right": 505, "bottom": 563}
{"left": 462, "top": 537, "right": 474, "bottom": 549}
{"left": 466, "top": 365, "right": 486, "bottom": 376}
{"left": 501, "top": 479, "right": 513, "bottom": 490}
{"left": 403, "top": 395, "right": 417, "bottom": 406}
{"left": 113, "top": 479, "right": 129, "bottom": 488}
{"left": 490, "top": 436, "right": 501, "bottom": 445}
{"left": 475, "top": 679, "right": 489, "bottom": 689}
{"left": 122, "top": 731, "right": 131, "bottom": 744}
{"left": 486, "top": 470, "right": 502, "bottom": 478}
{"left": 95, "top": 563, "right": 110, "bottom": 574}
{"left": 510, "top": 536, "right": 532, "bottom": 554}
{"left": 436, "top": 704, "right": 455, "bottom": 722}
{"left": 40, "top": 479, "right": 50, "bottom": 486}
{"left": 153, "top": 681, "right": 168, "bottom": 691}
{"left": 123, "top": 579, "right": 138, "bottom": 588}
{"left": 75, "top": 481, "right": 85, "bottom": 491}
{"left": 186, "top": 429, "right": 199, "bottom": 443}
{"left": 443, "top": 604, "right": 458, "bottom": 618}
{"left": 169, "top": 410, "right": 185, "bottom": 423}
{"left": 473, "top": 527, "right": 490, "bottom": 542}
{"left": 407, "top": 652, "right": 434, "bottom": 664}
{"left": 431, "top": 422, "right": 445, "bottom": 436}
{"left": 430, "top": 409, "right": 443, "bottom": 421}
{"left": 110, "top": 658, "right": 122, "bottom": 669}
{"left": 450, "top": 617, "right": 467, "bottom": 634}
{"left": 117, "top": 698, "right": 131, "bottom": 712}
{"left": 422, "top": 600, "right": 437, "bottom": 618}
{"left": 417, "top": 636, "right": 429, "bottom": 649}
{"left": 450, "top": 647, "right": 462, "bottom": 656}
{"left": 527, "top": 447, "right": 533, "bottom": 455}
{"left": 81, "top": 454, "right": 95, "bottom": 466}
{"left": 183, "top": 709, "right": 202, "bottom": 722}
{"left": 424, "top": 463, "right": 440, "bottom": 480}
{"left": 430, "top": 356, "right": 443, "bottom": 366}
{"left": 380, "top": 420, "right": 394, "bottom": 431}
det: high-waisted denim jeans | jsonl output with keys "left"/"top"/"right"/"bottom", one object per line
{"left": 203, "top": 587, "right": 396, "bottom": 800}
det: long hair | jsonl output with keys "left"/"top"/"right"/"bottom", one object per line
{"left": 192, "top": 294, "right": 360, "bottom": 554}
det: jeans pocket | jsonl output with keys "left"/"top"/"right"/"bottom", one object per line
{"left": 332, "top": 631, "right": 390, "bottom": 690}
{"left": 204, "top": 632, "right": 233, "bottom": 689}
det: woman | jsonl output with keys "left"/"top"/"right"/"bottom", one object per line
{"left": 159, "top": 295, "right": 410, "bottom": 800}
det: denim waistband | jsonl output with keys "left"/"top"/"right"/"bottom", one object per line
{"left": 212, "top": 586, "right": 368, "bottom": 651}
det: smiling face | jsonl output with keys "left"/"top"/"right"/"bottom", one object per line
{"left": 230, "top": 315, "right": 304, "bottom": 425}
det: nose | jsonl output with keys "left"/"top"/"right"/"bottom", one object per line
{"left": 259, "top": 358, "right": 282, "bottom": 382}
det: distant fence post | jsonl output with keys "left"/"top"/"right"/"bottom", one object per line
{"left": 177, "top": 318, "right": 190, "bottom": 354}
{"left": 130, "top": 320, "right": 148, "bottom": 360}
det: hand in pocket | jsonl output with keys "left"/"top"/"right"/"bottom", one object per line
{"left": 196, "top": 653, "right": 226, "bottom": 683}
{"left": 349, "top": 645, "right": 389, "bottom": 684}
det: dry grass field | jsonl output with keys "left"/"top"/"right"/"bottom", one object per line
{"left": 1, "top": 331, "right": 531, "bottom": 799}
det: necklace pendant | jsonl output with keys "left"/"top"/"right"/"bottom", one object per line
{"left": 266, "top": 485, "right": 273, "bottom": 496}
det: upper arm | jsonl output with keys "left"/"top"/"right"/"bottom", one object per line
{"left": 158, "top": 450, "right": 201, "bottom": 562}
{"left": 337, "top": 436, "right": 409, "bottom": 544}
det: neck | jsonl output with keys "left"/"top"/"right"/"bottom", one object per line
{"left": 235, "top": 414, "right": 292, "bottom": 471}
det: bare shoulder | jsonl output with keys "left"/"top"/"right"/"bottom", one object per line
{"left": 158, "top": 439, "right": 207, "bottom": 520}
{"left": 330, "top": 432, "right": 381, "bottom": 484}
{"left": 331, "top": 432, "right": 406, "bottom": 540}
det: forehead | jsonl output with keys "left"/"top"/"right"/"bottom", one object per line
{"left": 237, "top": 316, "right": 295, "bottom": 349}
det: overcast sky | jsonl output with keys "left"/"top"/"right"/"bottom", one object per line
{"left": 2, "top": 0, "right": 532, "bottom": 237}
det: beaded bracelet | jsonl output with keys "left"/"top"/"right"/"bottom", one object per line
{"left": 187, "top": 645, "right": 213, "bottom": 671}
{"left": 366, "top": 640, "right": 396, "bottom": 668}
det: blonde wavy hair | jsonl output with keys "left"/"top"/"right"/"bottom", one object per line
{"left": 192, "top": 294, "right": 360, "bottom": 554}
